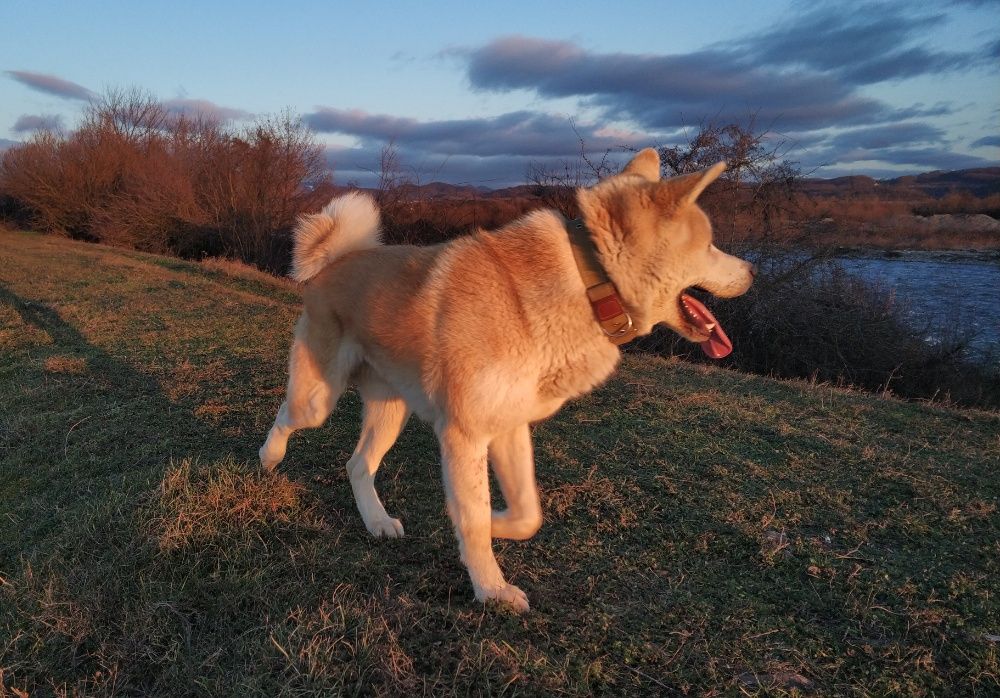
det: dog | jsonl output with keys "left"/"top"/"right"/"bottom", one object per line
{"left": 259, "top": 148, "right": 755, "bottom": 611}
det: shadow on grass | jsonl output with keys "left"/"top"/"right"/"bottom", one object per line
{"left": 0, "top": 283, "right": 233, "bottom": 491}
{"left": 0, "top": 283, "right": 464, "bottom": 695}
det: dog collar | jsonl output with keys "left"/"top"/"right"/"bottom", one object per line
{"left": 565, "top": 219, "right": 638, "bottom": 346}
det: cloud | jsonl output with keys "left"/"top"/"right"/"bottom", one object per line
{"left": 161, "top": 98, "right": 251, "bottom": 122}
{"left": 833, "top": 147, "right": 994, "bottom": 170}
{"left": 5, "top": 70, "right": 94, "bottom": 100}
{"left": 950, "top": 0, "right": 1000, "bottom": 7}
{"left": 795, "top": 120, "right": 998, "bottom": 173}
{"left": 307, "top": 107, "right": 656, "bottom": 187}
{"left": 326, "top": 144, "right": 551, "bottom": 188}
{"left": 12, "top": 113, "right": 64, "bottom": 133}
{"left": 971, "top": 135, "right": 1000, "bottom": 147}
{"left": 0, "top": 138, "right": 19, "bottom": 152}
{"left": 466, "top": 36, "right": 894, "bottom": 132}
{"left": 460, "top": 5, "right": 986, "bottom": 135}
{"left": 739, "top": 5, "right": 976, "bottom": 84}
{"left": 321, "top": 134, "right": 639, "bottom": 189}
{"left": 803, "top": 144, "right": 995, "bottom": 172}
{"left": 826, "top": 123, "right": 947, "bottom": 151}
{"left": 305, "top": 107, "right": 652, "bottom": 158}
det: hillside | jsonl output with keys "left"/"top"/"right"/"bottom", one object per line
{"left": 326, "top": 167, "right": 1000, "bottom": 202}
{"left": 1, "top": 230, "right": 998, "bottom": 696}
{"left": 795, "top": 167, "right": 1000, "bottom": 200}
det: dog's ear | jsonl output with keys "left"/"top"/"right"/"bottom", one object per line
{"left": 668, "top": 162, "right": 726, "bottom": 206}
{"left": 620, "top": 148, "right": 661, "bottom": 182}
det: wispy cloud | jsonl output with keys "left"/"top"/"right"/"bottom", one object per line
{"left": 830, "top": 146, "right": 992, "bottom": 170}
{"left": 305, "top": 107, "right": 651, "bottom": 158}
{"left": 737, "top": 5, "right": 978, "bottom": 84}
{"left": 12, "top": 113, "right": 64, "bottom": 133}
{"left": 161, "top": 98, "right": 251, "bottom": 122}
{"left": 325, "top": 142, "right": 569, "bottom": 188}
{"left": 462, "top": 36, "right": 890, "bottom": 132}
{"left": 826, "top": 123, "right": 947, "bottom": 151}
{"left": 5, "top": 70, "right": 94, "bottom": 101}
{"left": 971, "top": 135, "right": 1000, "bottom": 147}
{"left": 458, "top": 4, "right": 987, "bottom": 136}
{"left": 308, "top": 107, "right": 657, "bottom": 186}
{"left": 796, "top": 122, "right": 998, "bottom": 172}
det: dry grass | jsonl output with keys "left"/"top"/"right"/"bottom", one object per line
{"left": 198, "top": 256, "right": 299, "bottom": 291}
{"left": 42, "top": 355, "right": 88, "bottom": 375}
{"left": 151, "top": 458, "right": 317, "bottom": 552}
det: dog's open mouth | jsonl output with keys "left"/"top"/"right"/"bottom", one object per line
{"left": 680, "top": 292, "right": 733, "bottom": 359}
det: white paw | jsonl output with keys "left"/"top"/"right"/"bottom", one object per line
{"left": 259, "top": 444, "right": 284, "bottom": 471}
{"left": 477, "top": 582, "right": 530, "bottom": 613}
{"left": 366, "top": 517, "right": 404, "bottom": 538}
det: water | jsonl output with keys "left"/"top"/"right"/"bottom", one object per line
{"left": 831, "top": 250, "right": 1000, "bottom": 363}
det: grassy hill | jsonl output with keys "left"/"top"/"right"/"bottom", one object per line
{"left": 1, "top": 229, "right": 997, "bottom": 696}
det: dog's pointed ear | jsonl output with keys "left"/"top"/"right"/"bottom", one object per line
{"left": 620, "top": 148, "right": 661, "bottom": 182}
{"left": 671, "top": 161, "right": 726, "bottom": 205}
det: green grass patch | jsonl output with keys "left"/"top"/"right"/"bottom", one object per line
{"left": 1, "top": 230, "right": 998, "bottom": 695}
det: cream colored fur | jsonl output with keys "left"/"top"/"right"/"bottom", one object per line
{"left": 290, "top": 191, "right": 382, "bottom": 282}
{"left": 259, "top": 149, "right": 755, "bottom": 612}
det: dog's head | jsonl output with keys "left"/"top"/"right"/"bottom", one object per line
{"left": 577, "top": 148, "right": 755, "bottom": 357}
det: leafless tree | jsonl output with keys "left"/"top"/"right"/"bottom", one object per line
{"left": 658, "top": 116, "right": 801, "bottom": 245}
{"left": 0, "top": 88, "right": 331, "bottom": 270}
{"left": 526, "top": 124, "right": 622, "bottom": 217}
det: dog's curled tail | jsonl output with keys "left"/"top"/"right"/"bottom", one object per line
{"left": 291, "top": 192, "right": 382, "bottom": 283}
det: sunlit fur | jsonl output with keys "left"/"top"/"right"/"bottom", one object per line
{"left": 259, "top": 149, "right": 755, "bottom": 612}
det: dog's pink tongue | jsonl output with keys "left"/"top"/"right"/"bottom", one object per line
{"left": 681, "top": 293, "right": 733, "bottom": 359}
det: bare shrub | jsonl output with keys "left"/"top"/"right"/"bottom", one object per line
{"left": 658, "top": 117, "right": 801, "bottom": 247}
{"left": 0, "top": 88, "right": 329, "bottom": 271}
{"left": 633, "top": 255, "right": 999, "bottom": 407}
{"left": 527, "top": 126, "right": 620, "bottom": 218}
{"left": 914, "top": 191, "right": 1000, "bottom": 218}
{"left": 0, "top": 131, "right": 86, "bottom": 235}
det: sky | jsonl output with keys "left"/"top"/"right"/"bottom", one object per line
{"left": 2, "top": 0, "right": 998, "bottom": 187}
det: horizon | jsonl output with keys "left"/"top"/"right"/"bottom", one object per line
{"left": 2, "top": 0, "right": 999, "bottom": 188}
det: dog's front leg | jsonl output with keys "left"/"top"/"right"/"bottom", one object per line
{"left": 438, "top": 424, "right": 530, "bottom": 612}
{"left": 489, "top": 424, "right": 542, "bottom": 540}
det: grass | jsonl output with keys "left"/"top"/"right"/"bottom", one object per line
{"left": 1, "top": 229, "right": 998, "bottom": 696}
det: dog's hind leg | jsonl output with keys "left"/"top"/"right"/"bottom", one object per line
{"left": 259, "top": 313, "right": 352, "bottom": 470}
{"left": 346, "top": 373, "right": 410, "bottom": 538}
{"left": 488, "top": 424, "right": 542, "bottom": 540}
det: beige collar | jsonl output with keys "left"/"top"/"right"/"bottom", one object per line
{"left": 565, "top": 219, "right": 638, "bottom": 346}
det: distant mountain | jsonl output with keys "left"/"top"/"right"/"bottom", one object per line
{"left": 799, "top": 167, "right": 1000, "bottom": 200}
{"left": 321, "top": 167, "right": 999, "bottom": 202}
{"left": 422, "top": 167, "right": 1000, "bottom": 200}
{"left": 395, "top": 182, "right": 494, "bottom": 198}
{"left": 883, "top": 168, "right": 1000, "bottom": 198}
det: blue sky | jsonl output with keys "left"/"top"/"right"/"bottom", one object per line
{"left": 2, "top": 0, "right": 998, "bottom": 187}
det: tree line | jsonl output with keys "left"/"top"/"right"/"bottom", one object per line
{"left": 1, "top": 88, "right": 329, "bottom": 272}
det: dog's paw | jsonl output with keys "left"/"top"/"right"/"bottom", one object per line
{"left": 366, "top": 517, "right": 404, "bottom": 538}
{"left": 478, "top": 582, "right": 530, "bottom": 613}
{"left": 258, "top": 444, "right": 284, "bottom": 471}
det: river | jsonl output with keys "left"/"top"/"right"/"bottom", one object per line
{"left": 830, "top": 250, "right": 999, "bottom": 363}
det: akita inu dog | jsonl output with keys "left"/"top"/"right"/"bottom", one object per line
{"left": 260, "top": 148, "right": 755, "bottom": 611}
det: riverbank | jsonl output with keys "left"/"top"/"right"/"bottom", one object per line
{"left": 799, "top": 213, "right": 1000, "bottom": 252}
{"left": 829, "top": 247, "right": 1000, "bottom": 262}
